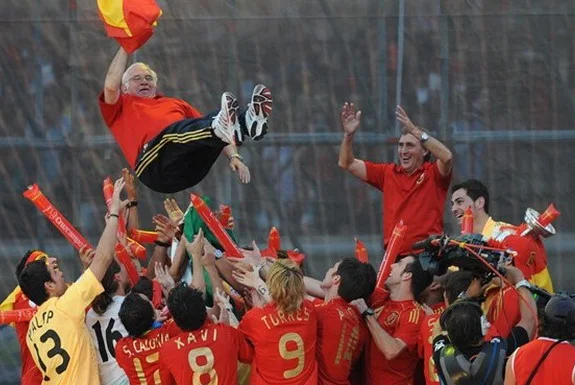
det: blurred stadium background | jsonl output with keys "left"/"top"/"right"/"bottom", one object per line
{"left": 1, "top": 0, "right": 575, "bottom": 382}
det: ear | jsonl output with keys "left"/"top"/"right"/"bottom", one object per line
{"left": 332, "top": 274, "right": 341, "bottom": 285}
{"left": 44, "top": 281, "right": 56, "bottom": 294}
{"left": 114, "top": 273, "right": 122, "bottom": 282}
{"left": 121, "top": 84, "right": 128, "bottom": 94}
{"left": 475, "top": 197, "right": 485, "bottom": 211}
{"left": 402, "top": 271, "right": 413, "bottom": 282}
{"left": 429, "top": 281, "right": 441, "bottom": 291}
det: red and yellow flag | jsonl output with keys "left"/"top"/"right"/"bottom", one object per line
{"left": 97, "top": 0, "right": 162, "bottom": 53}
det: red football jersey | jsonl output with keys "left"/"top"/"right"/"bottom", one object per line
{"left": 417, "top": 305, "right": 445, "bottom": 385}
{"left": 316, "top": 297, "right": 367, "bottom": 385}
{"left": 13, "top": 293, "right": 43, "bottom": 385}
{"left": 239, "top": 300, "right": 318, "bottom": 385}
{"left": 115, "top": 320, "right": 181, "bottom": 385}
{"left": 511, "top": 337, "right": 575, "bottom": 385}
{"left": 483, "top": 285, "right": 520, "bottom": 340}
{"left": 158, "top": 322, "right": 253, "bottom": 385}
{"left": 366, "top": 299, "right": 423, "bottom": 385}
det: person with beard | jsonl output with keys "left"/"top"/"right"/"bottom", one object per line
{"left": 86, "top": 259, "right": 132, "bottom": 385}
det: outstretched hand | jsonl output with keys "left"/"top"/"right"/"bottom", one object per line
{"left": 230, "top": 158, "right": 251, "bottom": 184}
{"left": 163, "top": 198, "right": 185, "bottom": 224}
{"left": 341, "top": 102, "right": 362, "bottom": 136}
{"left": 395, "top": 105, "right": 418, "bottom": 134}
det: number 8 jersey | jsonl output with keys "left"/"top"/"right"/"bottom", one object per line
{"left": 239, "top": 300, "right": 318, "bottom": 385}
{"left": 26, "top": 269, "right": 104, "bottom": 385}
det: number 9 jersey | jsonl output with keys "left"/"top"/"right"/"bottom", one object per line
{"left": 239, "top": 300, "right": 318, "bottom": 385}
{"left": 26, "top": 269, "right": 105, "bottom": 385}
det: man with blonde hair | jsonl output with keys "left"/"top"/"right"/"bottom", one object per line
{"left": 239, "top": 259, "right": 318, "bottom": 385}
{"left": 99, "top": 47, "right": 273, "bottom": 193}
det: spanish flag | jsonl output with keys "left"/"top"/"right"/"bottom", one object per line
{"left": 97, "top": 0, "right": 162, "bottom": 53}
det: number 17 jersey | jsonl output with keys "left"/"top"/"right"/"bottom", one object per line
{"left": 239, "top": 300, "right": 318, "bottom": 385}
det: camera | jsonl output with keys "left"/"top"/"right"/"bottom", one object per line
{"left": 414, "top": 233, "right": 513, "bottom": 280}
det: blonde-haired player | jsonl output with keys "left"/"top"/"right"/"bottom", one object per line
{"left": 238, "top": 259, "right": 318, "bottom": 385}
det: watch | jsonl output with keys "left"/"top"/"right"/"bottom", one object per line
{"left": 361, "top": 308, "right": 375, "bottom": 318}
{"left": 420, "top": 132, "right": 430, "bottom": 143}
{"left": 214, "top": 249, "right": 224, "bottom": 260}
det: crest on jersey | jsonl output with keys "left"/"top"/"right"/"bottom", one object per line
{"left": 384, "top": 311, "right": 400, "bottom": 326}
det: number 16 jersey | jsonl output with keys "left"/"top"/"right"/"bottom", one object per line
{"left": 26, "top": 269, "right": 104, "bottom": 385}
{"left": 239, "top": 300, "right": 318, "bottom": 385}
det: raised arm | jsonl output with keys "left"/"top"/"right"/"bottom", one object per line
{"left": 338, "top": 102, "right": 367, "bottom": 180}
{"left": 123, "top": 168, "right": 139, "bottom": 231}
{"left": 396, "top": 105, "right": 453, "bottom": 176}
{"left": 90, "top": 178, "right": 126, "bottom": 281}
{"left": 104, "top": 47, "right": 130, "bottom": 104}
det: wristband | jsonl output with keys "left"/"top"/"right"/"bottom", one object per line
{"left": 155, "top": 240, "right": 171, "bottom": 248}
{"left": 126, "top": 201, "right": 138, "bottom": 209}
{"left": 229, "top": 153, "right": 244, "bottom": 161}
{"left": 108, "top": 213, "right": 119, "bottom": 219}
{"left": 515, "top": 279, "right": 530, "bottom": 290}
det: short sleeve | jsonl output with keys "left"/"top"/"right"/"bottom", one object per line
{"left": 98, "top": 91, "right": 124, "bottom": 129}
{"left": 238, "top": 310, "right": 257, "bottom": 342}
{"left": 394, "top": 307, "right": 423, "bottom": 349}
{"left": 430, "top": 161, "right": 452, "bottom": 190}
{"left": 57, "top": 269, "right": 103, "bottom": 320}
{"left": 364, "top": 161, "right": 391, "bottom": 191}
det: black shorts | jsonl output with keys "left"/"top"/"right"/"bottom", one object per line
{"left": 134, "top": 112, "right": 227, "bottom": 193}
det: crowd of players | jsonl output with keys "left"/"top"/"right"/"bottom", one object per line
{"left": 3, "top": 50, "right": 575, "bottom": 385}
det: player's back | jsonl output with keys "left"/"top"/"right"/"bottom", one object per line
{"left": 239, "top": 300, "right": 318, "bottom": 385}
{"left": 86, "top": 296, "right": 129, "bottom": 385}
{"left": 26, "top": 270, "right": 103, "bottom": 385}
{"left": 316, "top": 297, "right": 366, "bottom": 385}
{"left": 159, "top": 322, "right": 253, "bottom": 384}
{"left": 115, "top": 320, "right": 180, "bottom": 385}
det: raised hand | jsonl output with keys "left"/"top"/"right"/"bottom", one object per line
{"left": 185, "top": 228, "right": 204, "bottom": 257}
{"left": 154, "top": 262, "right": 175, "bottom": 294}
{"left": 341, "top": 102, "right": 362, "bottom": 136}
{"left": 163, "top": 198, "right": 185, "bottom": 224}
{"left": 232, "top": 263, "right": 262, "bottom": 289}
{"left": 109, "top": 177, "right": 128, "bottom": 216}
{"left": 122, "top": 168, "right": 137, "bottom": 201}
{"left": 79, "top": 245, "right": 95, "bottom": 269}
{"left": 153, "top": 214, "right": 179, "bottom": 243}
{"left": 228, "top": 241, "right": 264, "bottom": 266}
{"left": 395, "top": 105, "right": 418, "bottom": 134}
{"left": 230, "top": 158, "right": 251, "bottom": 184}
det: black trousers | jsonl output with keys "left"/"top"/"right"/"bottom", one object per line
{"left": 134, "top": 112, "right": 227, "bottom": 193}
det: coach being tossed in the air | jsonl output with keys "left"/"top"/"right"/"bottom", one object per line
{"left": 338, "top": 103, "right": 453, "bottom": 254}
{"left": 99, "top": 47, "right": 273, "bottom": 194}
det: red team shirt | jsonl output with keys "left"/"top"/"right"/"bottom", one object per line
{"left": 239, "top": 300, "right": 318, "bottom": 385}
{"left": 510, "top": 337, "right": 575, "bottom": 385}
{"left": 315, "top": 297, "right": 367, "bottom": 385}
{"left": 115, "top": 320, "right": 181, "bottom": 385}
{"left": 365, "top": 297, "right": 424, "bottom": 385}
{"left": 158, "top": 322, "right": 253, "bottom": 385}
{"left": 483, "top": 285, "right": 521, "bottom": 340}
{"left": 13, "top": 293, "right": 43, "bottom": 385}
{"left": 364, "top": 161, "right": 451, "bottom": 255}
{"left": 98, "top": 93, "right": 203, "bottom": 168}
{"left": 417, "top": 304, "right": 445, "bottom": 385}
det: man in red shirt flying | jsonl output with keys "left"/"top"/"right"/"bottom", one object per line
{"left": 99, "top": 47, "right": 273, "bottom": 193}
{"left": 338, "top": 103, "right": 452, "bottom": 254}
{"left": 351, "top": 256, "right": 433, "bottom": 385}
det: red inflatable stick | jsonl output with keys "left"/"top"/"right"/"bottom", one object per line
{"left": 376, "top": 221, "right": 407, "bottom": 289}
{"left": 355, "top": 237, "right": 369, "bottom": 263}
{"left": 190, "top": 194, "right": 243, "bottom": 257}
{"left": 23, "top": 184, "right": 92, "bottom": 251}
{"left": 268, "top": 227, "right": 281, "bottom": 251}
{"left": 129, "top": 229, "right": 159, "bottom": 244}
{"left": 0, "top": 308, "right": 37, "bottom": 324}
{"left": 461, "top": 207, "right": 474, "bottom": 234}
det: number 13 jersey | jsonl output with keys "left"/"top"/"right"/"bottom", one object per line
{"left": 26, "top": 269, "right": 104, "bottom": 385}
{"left": 239, "top": 300, "right": 318, "bottom": 385}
